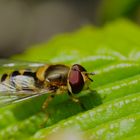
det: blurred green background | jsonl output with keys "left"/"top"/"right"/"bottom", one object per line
{"left": 0, "top": 0, "right": 139, "bottom": 57}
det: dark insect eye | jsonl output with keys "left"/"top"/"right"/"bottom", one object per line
{"left": 68, "top": 68, "right": 84, "bottom": 94}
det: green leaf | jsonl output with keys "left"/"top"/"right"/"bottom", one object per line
{"left": 99, "top": 0, "right": 139, "bottom": 22}
{"left": 0, "top": 19, "right": 140, "bottom": 140}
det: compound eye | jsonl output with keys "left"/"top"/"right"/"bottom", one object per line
{"left": 68, "top": 68, "right": 84, "bottom": 94}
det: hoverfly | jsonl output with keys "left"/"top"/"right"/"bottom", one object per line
{"left": 0, "top": 60, "right": 94, "bottom": 109}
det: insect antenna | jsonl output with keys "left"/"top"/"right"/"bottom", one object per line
{"left": 86, "top": 72, "right": 95, "bottom": 75}
{"left": 84, "top": 72, "right": 95, "bottom": 82}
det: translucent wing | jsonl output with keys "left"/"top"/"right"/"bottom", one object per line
{"left": 0, "top": 83, "right": 50, "bottom": 107}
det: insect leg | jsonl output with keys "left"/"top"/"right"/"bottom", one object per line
{"left": 41, "top": 93, "right": 56, "bottom": 127}
{"left": 42, "top": 94, "right": 55, "bottom": 110}
{"left": 68, "top": 92, "right": 86, "bottom": 110}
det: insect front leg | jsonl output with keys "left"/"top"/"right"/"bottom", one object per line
{"left": 68, "top": 92, "right": 86, "bottom": 110}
